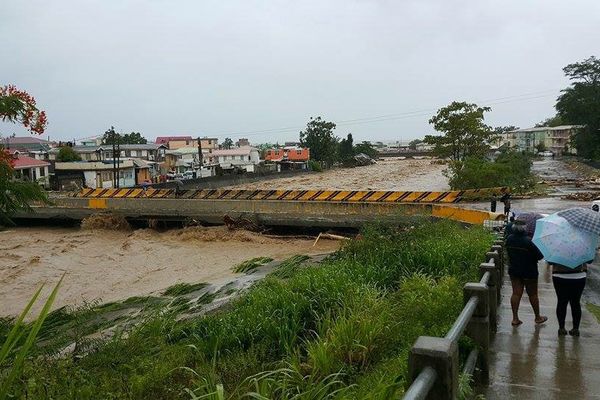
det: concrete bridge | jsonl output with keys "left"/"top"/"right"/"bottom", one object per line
{"left": 16, "top": 187, "right": 508, "bottom": 227}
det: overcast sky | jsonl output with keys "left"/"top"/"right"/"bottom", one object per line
{"left": 1, "top": 0, "right": 599, "bottom": 144}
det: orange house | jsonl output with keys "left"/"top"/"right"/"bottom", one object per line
{"left": 265, "top": 147, "right": 310, "bottom": 162}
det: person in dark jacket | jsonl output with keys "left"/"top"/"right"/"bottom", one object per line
{"left": 505, "top": 221, "right": 548, "bottom": 326}
{"left": 504, "top": 213, "right": 516, "bottom": 239}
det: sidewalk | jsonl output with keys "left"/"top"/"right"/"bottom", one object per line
{"left": 484, "top": 261, "right": 600, "bottom": 399}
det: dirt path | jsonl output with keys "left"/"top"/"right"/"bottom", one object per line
{"left": 225, "top": 158, "right": 449, "bottom": 191}
{"left": 0, "top": 226, "right": 339, "bottom": 317}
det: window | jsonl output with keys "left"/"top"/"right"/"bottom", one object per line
{"left": 40, "top": 167, "right": 45, "bottom": 177}
{"left": 248, "top": 156, "right": 251, "bottom": 161}
{"left": 296, "top": 150, "right": 302, "bottom": 155}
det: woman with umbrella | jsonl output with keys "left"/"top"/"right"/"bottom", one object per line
{"left": 505, "top": 220, "right": 548, "bottom": 326}
{"left": 534, "top": 208, "right": 600, "bottom": 336}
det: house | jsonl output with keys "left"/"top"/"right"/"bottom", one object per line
{"left": 502, "top": 125, "right": 582, "bottom": 155}
{"left": 164, "top": 146, "right": 219, "bottom": 172}
{"left": 213, "top": 147, "right": 260, "bottom": 172}
{"left": 80, "top": 137, "right": 102, "bottom": 147}
{"left": 9, "top": 150, "right": 50, "bottom": 187}
{"left": 155, "top": 136, "right": 194, "bottom": 149}
{"left": 49, "top": 145, "right": 103, "bottom": 161}
{"left": 199, "top": 137, "right": 219, "bottom": 150}
{"left": 1, "top": 136, "right": 51, "bottom": 152}
{"left": 264, "top": 147, "right": 310, "bottom": 162}
{"left": 48, "top": 144, "right": 167, "bottom": 162}
{"left": 54, "top": 160, "right": 136, "bottom": 189}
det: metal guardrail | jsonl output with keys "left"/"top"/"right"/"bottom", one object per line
{"left": 404, "top": 233, "right": 504, "bottom": 400}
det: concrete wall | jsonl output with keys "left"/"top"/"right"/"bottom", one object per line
{"left": 150, "top": 169, "right": 311, "bottom": 189}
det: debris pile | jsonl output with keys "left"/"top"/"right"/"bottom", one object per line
{"left": 81, "top": 214, "right": 131, "bottom": 231}
{"left": 562, "top": 192, "right": 600, "bottom": 201}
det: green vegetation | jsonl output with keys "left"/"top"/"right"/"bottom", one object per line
{"left": 0, "top": 276, "right": 62, "bottom": 400}
{"left": 270, "top": 254, "right": 310, "bottom": 279}
{"left": 233, "top": 257, "right": 274, "bottom": 274}
{"left": 556, "top": 56, "right": 600, "bottom": 159}
{"left": 424, "top": 101, "right": 495, "bottom": 161}
{"left": 299, "top": 117, "right": 378, "bottom": 167}
{"left": 56, "top": 146, "right": 82, "bottom": 162}
{"left": 1, "top": 220, "right": 493, "bottom": 399}
{"left": 308, "top": 159, "right": 323, "bottom": 172}
{"left": 445, "top": 151, "right": 535, "bottom": 192}
{"left": 587, "top": 303, "right": 600, "bottom": 323}
{"left": 101, "top": 128, "right": 148, "bottom": 145}
{"left": 163, "top": 282, "right": 209, "bottom": 296}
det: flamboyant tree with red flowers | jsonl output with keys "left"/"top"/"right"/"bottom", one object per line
{"left": 0, "top": 85, "right": 49, "bottom": 225}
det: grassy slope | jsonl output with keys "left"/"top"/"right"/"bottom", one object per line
{"left": 5, "top": 220, "right": 493, "bottom": 399}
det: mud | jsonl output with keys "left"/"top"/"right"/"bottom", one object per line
{"left": 224, "top": 158, "right": 450, "bottom": 191}
{"left": 0, "top": 226, "right": 340, "bottom": 317}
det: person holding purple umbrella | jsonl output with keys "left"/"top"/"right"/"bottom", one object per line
{"left": 550, "top": 261, "right": 590, "bottom": 336}
{"left": 505, "top": 220, "right": 548, "bottom": 326}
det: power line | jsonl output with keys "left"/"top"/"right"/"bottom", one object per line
{"left": 208, "top": 89, "right": 560, "bottom": 139}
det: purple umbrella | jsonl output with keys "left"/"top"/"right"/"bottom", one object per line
{"left": 516, "top": 212, "right": 544, "bottom": 237}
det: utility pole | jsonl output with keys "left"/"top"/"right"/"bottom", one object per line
{"left": 112, "top": 131, "right": 117, "bottom": 188}
{"left": 197, "top": 137, "right": 203, "bottom": 165}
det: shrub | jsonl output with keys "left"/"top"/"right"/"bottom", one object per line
{"left": 445, "top": 151, "right": 535, "bottom": 191}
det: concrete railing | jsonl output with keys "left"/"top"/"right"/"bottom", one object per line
{"left": 403, "top": 233, "right": 505, "bottom": 400}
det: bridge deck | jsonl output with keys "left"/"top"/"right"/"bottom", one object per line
{"left": 484, "top": 261, "right": 600, "bottom": 399}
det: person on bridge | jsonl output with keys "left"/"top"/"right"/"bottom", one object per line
{"left": 505, "top": 220, "right": 548, "bottom": 326}
{"left": 550, "top": 261, "right": 589, "bottom": 336}
{"left": 501, "top": 193, "right": 512, "bottom": 217}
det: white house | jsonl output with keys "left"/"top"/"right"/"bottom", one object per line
{"left": 54, "top": 160, "right": 136, "bottom": 188}
{"left": 212, "top": 147, "right": 260, "bottom": 172}
{"left": 10, "top": 150, "right": 50, "bottom": 187}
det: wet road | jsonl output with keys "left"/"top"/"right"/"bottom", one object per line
{"left": 485, "top": 261, "right": 600, "bottom": 399}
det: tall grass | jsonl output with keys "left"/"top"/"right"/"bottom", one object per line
{"left": 4, "top": 220, "right": 492, "bottom": 399}
{"left": 0, "top": 275, "right": 63, "bottom": 400}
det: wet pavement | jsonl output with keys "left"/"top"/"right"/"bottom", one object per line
{"left": 466, "top": 159, "right": 594, "bottom": 215}
{"left": 484, "top": 261, "right": 600, "bottom": 399}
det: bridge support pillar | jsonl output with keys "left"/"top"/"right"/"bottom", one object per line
{"left": 479, "top": 262, "right": 498, "bottom": 333}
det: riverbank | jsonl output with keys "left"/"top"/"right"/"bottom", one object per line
{"left": 3, "top": 220, "right": 493, "bottom": 399}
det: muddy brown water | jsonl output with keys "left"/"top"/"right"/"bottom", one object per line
{"left": 0, "top": 226, "right": 340, "bottom": 317}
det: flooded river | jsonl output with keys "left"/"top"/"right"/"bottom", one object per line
{"left": 0, "top": 226, "right": 339, "bottom": 317}
{"left": 226, "top": 158, "right": 449, "bottom": 191}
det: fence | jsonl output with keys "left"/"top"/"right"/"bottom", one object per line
{"left": 403, "top": 232, "right": 505, "bottom": 400}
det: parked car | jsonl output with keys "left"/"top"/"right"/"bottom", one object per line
{"left": 182, "top": 171, "right": 195, "bottom": 179}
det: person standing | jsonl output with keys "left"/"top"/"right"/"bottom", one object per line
{"left": 551, "top": 262, "right": 589, "bottom": 336}
{"left": 490, "top": 195, "right": 497, "bottom": 213}
{"left": 501, "top": 193, "right": 512, "bottom": 217}
{"left": 505, "top": 220, "right": 548, "bottom": 326}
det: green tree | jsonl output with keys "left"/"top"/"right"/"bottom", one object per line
{"left": 101, "top": 129, "right": 147, "bottom": 145}
{"left": 424, "top": 101, "right": 494, "bottom": 161}
{"left": 354, "top": 141, "right": 378, "bottom": 159}
{"left": 0, "top": 85, "right": 49, "bottom": 225}
{"left": 493, "top": 126, "right": 519, "bottom": 135}
{"left": 408, "top": 139, "right": 423, "bottom": 150}
{"left": 222, "top": 137, "right": 234, "bottom": 149}
{"left": 101, "top": 127, "right": 122, "bottom": 145}
{"left": 338, "top": 133, "right": 354, "bottom": 164}
{"left": 535, "top": 116, "right": 563, "bottom": 128}
{"left": 556, "top": 56, "right": 600, "bottom": 159}
{"left": 56, "top": 146, "right": 82, "bottom": 162}
{"left": 535, "top": 141, "right": 547, "bottom": 153}
{"left": 121, "top": 132, "right": 147, "bottom": 144}
{"left": 299, "top": 117, "right": 339, "bottom": 167}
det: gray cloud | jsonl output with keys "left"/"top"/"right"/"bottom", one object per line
{"left": 1, "top": 0, "right": 599, "bottom": 143}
